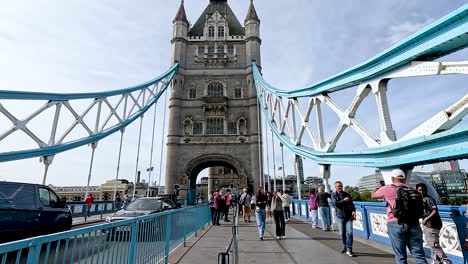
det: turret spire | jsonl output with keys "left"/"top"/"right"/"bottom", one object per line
{"left": 173, "top": 0, "right": 189, "bottom": 24}
{"left": 245, "top": 0, "right": 260, "bottom": 24}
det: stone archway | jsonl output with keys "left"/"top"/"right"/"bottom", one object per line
{"left": 184, "top": 154, "right": 248, "bottom": 204}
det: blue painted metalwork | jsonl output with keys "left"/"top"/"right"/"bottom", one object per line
{"left": 257, "top": 90, "right": 468, "bottom": 167}
{"left": 291, "top": 200, "right": 467, "bottom": 264}
{"left": 0, "top": 204, "right": 210, "bottom": 264}
{"left": 253, "top": 3, "right": 468, "bottom": 168}
{"left": 0, "top": 64, "right": 178, "bottom": 163}
{"left": 0, "top": 64, "right": 178, "bottom": 101}
{"left": 253, "top": 4, "right": 468, "bottom": 98}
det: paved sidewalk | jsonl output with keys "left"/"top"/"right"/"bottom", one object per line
{"left": 170, "top": 216, "right": 362, "bottom": 264}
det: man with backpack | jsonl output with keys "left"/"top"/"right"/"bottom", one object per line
{"left": 371, "top": 169, "right": 427, "bottom": 264}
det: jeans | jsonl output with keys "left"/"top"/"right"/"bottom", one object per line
{"left": 273, "top": 210, "right": 286, "bottom": 237}
{"left": 86, "top": 204, "right": 92, "bottom": 217}
{"left": 336, "top": 217, "right": 353, "bottom": 250}
{"left": 310, "top": 209, "right": 318, "bottom": 228}
{"left": 319, "top": 207, "right": 331, "bottom": 230}
{"left": 255, "top": 208, "right": 266, "bottom": 237}
{"left": 215, "top": 208, "right": 222, "bottom": 225}
{"left": 387, "top": 221, "right": 427, "bottom": 264}
{"left": 210, "top": 207, "right": 216, "bottom": 224}
{"left": 224, "top": 205, "right": 230, "bottom": 221}
{"left": 283, "top": 207, "right": 290, "bottom": 220}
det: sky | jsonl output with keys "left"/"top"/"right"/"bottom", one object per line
{"left": 0, "top": 0, "right": 466, "bottom": 188}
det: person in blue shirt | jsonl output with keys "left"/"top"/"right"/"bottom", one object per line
{"left": 332, "top": 181, "right": 356, "bottom": 257}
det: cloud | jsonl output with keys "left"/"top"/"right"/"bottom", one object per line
{"left": 386, "top": 18, "right": 435, "bottom": 45}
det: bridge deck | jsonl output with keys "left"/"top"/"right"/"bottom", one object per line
{"left": 169, "top": 214, "right": 407, "bottom": 264}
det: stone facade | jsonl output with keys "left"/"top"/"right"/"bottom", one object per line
{"left": 165, "top": 0, "right": 262, "bottom": 204}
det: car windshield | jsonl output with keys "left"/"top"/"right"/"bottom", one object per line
{"left": 125, "top": 199, "right": 162, "bottom": 211}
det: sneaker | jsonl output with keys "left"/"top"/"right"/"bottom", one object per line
{"left": 341, "top": 248, "right": 347, "bottom": 254}
{"left": 312, "top": 225, "right": 316, "bottom": 229}
{"left": 346, "top": 251, "right": 355, "bottom": 257}
{"left": 277, "top": 236, "right": 281, "bottom": 240}
{"left": 260, "top": 236, "right": 263, "bottom": 240}
{"left": 248, "top": 220, "right": 251, "bottom": 223}
{"left": 282, "top": 236, "right": 286, "bottom": 239}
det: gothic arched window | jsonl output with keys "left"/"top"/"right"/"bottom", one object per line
{"left": 207, "top": 82, "right": 224, "bottom": 97}
{"left": 208, "top": 26, "right": 215, "bottom": 38}
{"left": 218, "top": 26, "right": 225, "bottom": 38}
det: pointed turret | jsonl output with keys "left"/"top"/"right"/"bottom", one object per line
{"left": 245, "top": 0, "right": 260, "bottom": 24}
{"left": 244, "top": 0, "right": 261, "bottom": 67}
{"left": 172, "top": 0, "right": 188, "bottom": 67}
{"left": 173, "top": 0, "right": 189, "bottom": 24}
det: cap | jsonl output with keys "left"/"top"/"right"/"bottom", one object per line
{"left": 391, "top": 169, "right": 406, "bottom": 179}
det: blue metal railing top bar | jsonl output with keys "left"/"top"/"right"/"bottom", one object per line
{"left": 253, "top": 4, "right": 468, "bottom": 98}
{"left": 0, "top": 64, "right": 179, "bottom": 100}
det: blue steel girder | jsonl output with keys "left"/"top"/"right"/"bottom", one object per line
{"left": 0, "top": 64, "right": 178, "bottom": 163}
{"left": 254, "top": 4, "right": 468, "bottom": 98}
{"left": 254, "top": 4, "right": 468, "bottom": 169}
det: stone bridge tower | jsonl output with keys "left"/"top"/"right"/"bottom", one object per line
{"left": 166, "top": 0, "right": 262, "bottom": 203}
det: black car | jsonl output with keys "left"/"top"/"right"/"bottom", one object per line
{"left": 104, "top": 197, "right": 177, "bottom": 241}
{"left": 0, "top": 181, "right": 72, "bottom": 243}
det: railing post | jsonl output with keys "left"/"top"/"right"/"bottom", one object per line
{"left": 128, "top": 221, "right": 138, "bottom": 263}
{"left": 183, "top": 208, "right": 187, "bottom": 246}
{"left": 164, "top": 213, "right": 172, "bottom": 264}
{"left": 26, "top": 243, "right": 41, "bottom": 264}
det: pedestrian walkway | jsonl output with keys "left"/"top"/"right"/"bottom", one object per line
{"left": 168, "top": 214, "right": 405, "bottom": 264}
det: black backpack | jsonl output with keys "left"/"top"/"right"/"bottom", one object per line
{"left": 392, "top": 185, "right": 424, "bottom": 224}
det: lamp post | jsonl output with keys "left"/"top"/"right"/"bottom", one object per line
{"left": 146, "top": 166, "right": 154, "bottom": 197}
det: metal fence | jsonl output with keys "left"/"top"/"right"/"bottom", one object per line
{"left": 218, "top": 205, "right": 239, "bottom": 264}
{"left": 0, "top": 204, "right": 210, "bottom": 264}
{"left": 292, "top": 200, "right": 467, "bottom": 264}
{"left": 67, "top": 201, "right": 117, "bottom": 218}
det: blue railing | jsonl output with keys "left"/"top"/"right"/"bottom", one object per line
{"left": 0, "top": 204, "right": 210, "bottom": 264}
{"left": 67, "top": 201, "right": 116, "bottom": 218}
{"left": 292, "top": 200, "right": 467, "bottom": 264}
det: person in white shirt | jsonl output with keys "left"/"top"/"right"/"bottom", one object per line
{"left": 282, "top": 192, "right": 291, "bottom": 221}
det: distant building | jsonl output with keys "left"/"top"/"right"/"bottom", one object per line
{"left": 50, "top": 185, "right": 101, "bottom": 202}
{"left": 304, "top": 176, "right": 325, "bottom": 190}
{"left": 356, "top": 170, "right": 384, "bottom": 192}
{"left": 196, "top": 177, "right": 209, "bottom": 198}
{"left": 417, "top": 170, "right": 467, "bottom": 200}
{"left": 433, "top": 160, "right": 460, "bottom": 172}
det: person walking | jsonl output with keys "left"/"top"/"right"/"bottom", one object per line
{"left": 240, "top": 188, "right": 251, "bottom": 223}
{"left": 85, "top": 193, "right": 94, "bottom": 217}
{"left": 317, "top": 187, "right": 331, "bottom": 231}
{"left": 332, "top": 181, "right": 356, "bottom": 257}
{"left": 417, "top": 183, "right": 452, "bottom": 264}
{"left": 371, "top": 169, "right": 427, "bottom": 264}
{"left": 309, "top": 189, "right": 319, "bottom": 229}
{"left": 223, "top": 190, "right": 232, "bottom": 222}
{"left": 282, "top": 192, "right": 291, "bottom": 221}
{"left": 209, "top": 191, "right": 216, "bottom": 225}
{"left": 272, "top": 191, "right": 286, "bottom": 239}
{"left": 266, "top": 192, "right": 272, "bottom": 224}
{"left": 213, "top": 190, "right": 222, "bottom": 226}
{"left": 255, "top": 187, "right": 267, "bottom": 240}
